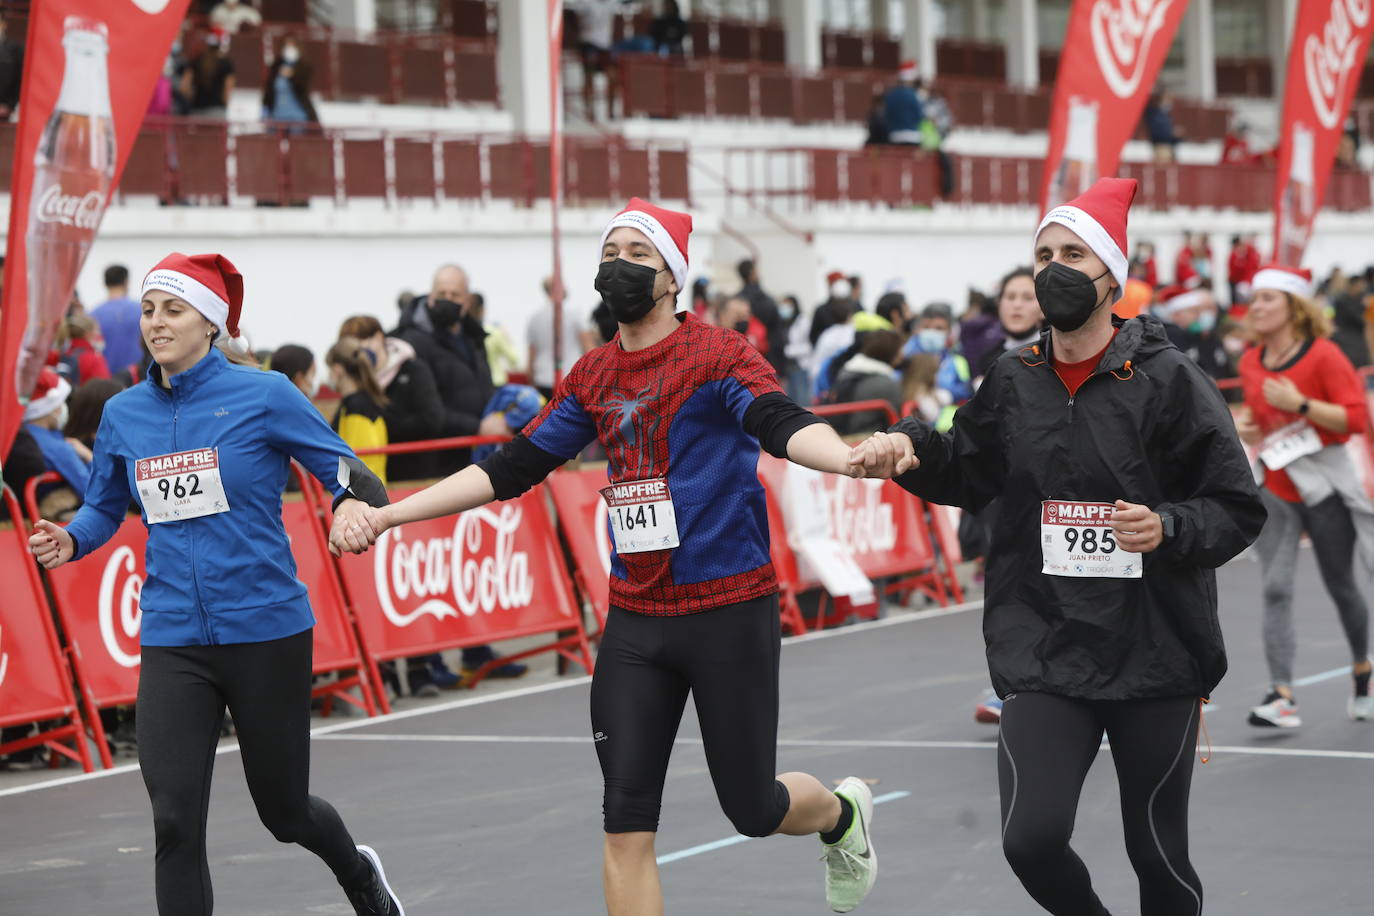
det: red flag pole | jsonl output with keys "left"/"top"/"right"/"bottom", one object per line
{"left": 549, "top": 0, "right": 566, "bottom": 389}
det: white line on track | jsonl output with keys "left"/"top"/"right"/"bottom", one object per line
{"left": 656, "top": 790, "right": 912, "bottom": 865}
{"left": 316, "top": 732, "right": 1374, "bottom": 762}
{"left": 0, "top": 601, "right": 981, "bottom": 799}
{"left": 1293, "top": 665, "right": 1354, "bottom": 687}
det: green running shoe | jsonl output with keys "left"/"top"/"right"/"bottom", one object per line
{"left": 821, "top": 777, "right": 877, "bottom": 913}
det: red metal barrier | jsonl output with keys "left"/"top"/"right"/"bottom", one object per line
{"left": 28, "top": 464, "right": 379, "bottom": 767}
{"left": 0, "top": 487, "right": 94, "bottom": 772}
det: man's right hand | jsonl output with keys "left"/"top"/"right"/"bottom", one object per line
{"left": 848, "top": 431, "right": 919, "bottom": 479}
{"left": 29, "top": 520, "right": 75, "bottom": 570}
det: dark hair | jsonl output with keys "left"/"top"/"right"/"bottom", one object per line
{"left": 64, "top": 378, "right": 121, "bottom": 446}
{"left": 326, "top": 337, "right": 389, "bottom": 408}
{"left": 339, "top": 314, "right": 384, "bottom": 341}
{"left": 921, "top": 302, "right": 953, "bottom": 324}
{"left": 104, "top": 264, "right": 129, "bottom": 288}
{"left": 737, "top": 259, "right": 755, "bottom": 283}
{"left": 996, "top": 267, "right": 1034, "bottom": 302}
{"left": 874, "top": 292, "right": 907, "bottom": 326}
{"left": 269, "top": 344, "right": 314, "bottom": 383}
{"left": 860, "top": 329, "right": 903, "bottom": 365}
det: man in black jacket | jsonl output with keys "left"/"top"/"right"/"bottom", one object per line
{"left": 392, "top": 264, "right": 502, "bottom": 476}
{"left": 855, "top": 178, "right": 1264, "bottom": 916}
{"left": 736, "top": 259, "right": 783, "bottom": 372}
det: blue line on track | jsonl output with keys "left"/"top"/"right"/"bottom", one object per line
{"left": 656, "top": 790, "right": 911, "bottom": 865}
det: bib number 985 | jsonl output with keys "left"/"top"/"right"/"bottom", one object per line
{"left": 1061, "top": 526, "right": 1115, "bottom": 554}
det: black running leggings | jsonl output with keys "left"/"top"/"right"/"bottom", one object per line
{"left": 590, "top": 595, "right": 791, "bottom": 836}
{"left": 997, "top": 692, "right": 1202, "bottom": 916}
{"left": 137, "top": 629, "right": 368, "bottom": 914}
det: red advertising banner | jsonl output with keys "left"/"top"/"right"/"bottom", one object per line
{"left": 545, "top": 467, "right": 614, "bottom": 627}
{"left": 0, "top": 487, "right": 93, "bottom": 771}
{"left": 1272, "top": 0, "right": 1374, "bottom": 265}
{"left": 0, "top": 0, "right": 191, "bottom": 453}
{"left": 755, "top": 453, "right": 937, "bottom": 585}
{"left": 330, "top": 485, "right": 593, "bottom": 682}
{"left": 1040, "top": 0, "right": 1190, "bottom": 213}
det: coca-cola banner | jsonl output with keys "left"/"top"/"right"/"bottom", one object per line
{"left": 1039, "top": 0, "right": 1190, "bottom": 213}
{"left": 41, "top": 494, "right": 374, "bottom": 711}
{"left": 545, "top": 468, "right": 615, "bottom": 626}
{"left": 755, "top": 455, "right": 936, "bottom": 586}
{"left": 1272, "top": 0, "right": 1374, "bottom": 265}
{"left": 0, "top": 0, "right": 191, "bottom": 454}
{"left": 0, "top": 513, "right": 82, "bottom": 729}
{"left": 332, "top": 487, "right": 585, "bottom": 662}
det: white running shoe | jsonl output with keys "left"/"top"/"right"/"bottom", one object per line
{"left": 1351, "top": 667, "right": 1373, "bottom": 721}
{"left": 1248, "top": 691, "right": 1302, "bottom": 729}
{"left": 347, "top": 845, "right": 405, "bottom": 916}
{"left": 822, "top": 777, "right": 877, "bottom": 913}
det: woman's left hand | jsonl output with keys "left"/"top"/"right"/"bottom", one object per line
{"left": 1110, "top": 500, "right": 1163, "bottom": 554}
{"left": 1262, "top": 376, "right": 1306, "bottom": 413}
{"left": 330, "top": 499, "right": 385, "bottom": 556}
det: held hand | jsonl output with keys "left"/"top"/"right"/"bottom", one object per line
{"left": 1261, "top": 376, "right": 1305, "bottom": 413}
{"left": 847, "top": 431, "right": 919, "bottom": 479}
{"left": 330, "top": 499, "right": 386, "bottom": 557}
{"left": 29, "top": 519, "right": 75, "bottom": 570}
{"left": 1110, "top": 500, "right": 1163, "bottom": 554}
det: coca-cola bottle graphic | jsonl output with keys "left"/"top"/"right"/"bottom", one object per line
{"left": 1278, "top": 122, "right": 1315, "bottom": 266}
{"left": 1047, "top": 96, "right": 1099, "bottom": 210}
{"left": 17, "top": 18, "right": 116, "bottom": 397}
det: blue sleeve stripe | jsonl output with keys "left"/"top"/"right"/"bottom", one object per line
{"left": 528, "top": 393, "right": 598, "bottom": 460}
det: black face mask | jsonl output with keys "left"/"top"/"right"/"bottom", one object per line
{"left": 427, "top": 297, "right": 463, "bottom": 331}
{"left": 596, "top": 259, "right": 665, "bottom": 324}
{"left": 1034, "top": 262, "right": 1111, "bottom": 332}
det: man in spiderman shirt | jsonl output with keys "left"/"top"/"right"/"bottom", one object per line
{"left": 331, "top": 198, "right": 880, "bottom": 914}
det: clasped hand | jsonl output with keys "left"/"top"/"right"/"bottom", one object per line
{"left": 329, "top": 499, "right": 387, "bottom": 556}
{"left": 845, "top": 431, "right": 921, "bottom": 479}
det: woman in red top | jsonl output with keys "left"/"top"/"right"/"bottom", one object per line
{"left": 1237, "top": 264, "right": 1373, "bottom": 729}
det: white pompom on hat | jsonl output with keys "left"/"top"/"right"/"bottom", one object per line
{"left": 142, "top": 252, "right": 249, "bottom": 353}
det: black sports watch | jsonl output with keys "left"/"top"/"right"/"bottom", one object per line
{"left": 1298, "top": 399, "right": 1311, "bottom": 415}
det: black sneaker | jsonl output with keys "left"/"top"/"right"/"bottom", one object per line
{"left": 346, "top": 845, "right": 405, "bottom": 915}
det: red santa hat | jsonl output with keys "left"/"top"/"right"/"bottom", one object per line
{"left": 1036, "top": 177, "right": 1138, "bottom": 303}
{"left": 1251, "top": 263, "right": 1314, "bottom": 300}
{"left": 142, "top": 253, "right": 249, "bottom": 353}
{"left": 1154, "top": 284, "right": 1207, "bottom": 317}
{"left": 599, "top": 198, "right": 692, "bottom": 294}
{"left": 899, "top": 59, "right": 918, "bottom": 81}
{"left": 25, "top": 368, "right": 71, "bottom": 422}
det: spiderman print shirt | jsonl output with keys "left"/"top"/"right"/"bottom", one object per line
{"left": 479, "top": 314, "right": 823, "bottom": 615}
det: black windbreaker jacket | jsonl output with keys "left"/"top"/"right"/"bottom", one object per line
{"left": 891, "top": 314, "right": 1266, "bottom": 700}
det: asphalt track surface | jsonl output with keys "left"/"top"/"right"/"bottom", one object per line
{"left": 3, "top": 547, "right": 1372, "bottom": 915}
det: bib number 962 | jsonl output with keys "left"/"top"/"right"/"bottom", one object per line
{"left": 156, "top": 474, "right": 204, "bottom": 501}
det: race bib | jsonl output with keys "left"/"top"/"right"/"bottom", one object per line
{"left": 601, "top": 478, "right": 680, "bottom": 554}
{"left": 135, "top": 448, "right": 232, "bottom": 524}
{"left": 1258, "top": 420, "right": 1322, "bottom": 471}
{"left": 1040, "top": 500, "right": 1141, "bottom": 579}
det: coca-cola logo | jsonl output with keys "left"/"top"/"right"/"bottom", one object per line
{"left": 822, "top": 478, "right": 897, "bottom": 555}
{"left": 1089, "top": 0, "right": 1177, "bottom": 99}
{"left": 1304, "top": 0, "right": 1372, "bottom": 130}
{"left": 372, "top": 506, "right": 534, "bottom": 626}
{"left": 34, "top": 185, "right": 106, "bottom": 231}
{"left": 98, "top": 546, "right": 143, "bottom": 668}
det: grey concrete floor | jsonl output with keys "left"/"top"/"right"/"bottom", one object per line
{"left": 2, "top": 548, "right": 1372, "bottom": 915}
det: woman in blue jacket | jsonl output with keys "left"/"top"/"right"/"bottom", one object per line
{"left": 29, "top": 253, "right": 404, "bottom": 916}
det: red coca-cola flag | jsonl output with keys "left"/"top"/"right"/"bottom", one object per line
{"left": 1272, "top": 0, "right": 1374, "bottom": 265}
{"left": 0, "top": 0, "right": 190, "bottom": 454}
{"left": 1039, "top": 0, "right": 1191, "bottom": 214}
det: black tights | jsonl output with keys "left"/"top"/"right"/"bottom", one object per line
{"left": 137, "top": 629, "right": 368, "bottom": 914}
{"left": 997, "top": 692, "right": 1202, "bottom": 916}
